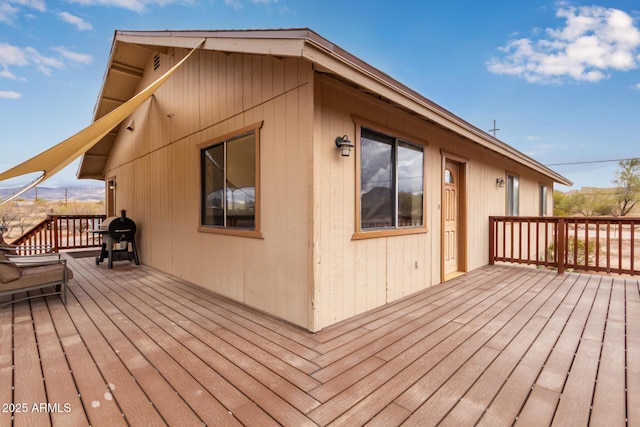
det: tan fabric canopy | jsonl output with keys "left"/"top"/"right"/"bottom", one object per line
{"left": 0, "top": 40, "right": 204, "bottom": 205}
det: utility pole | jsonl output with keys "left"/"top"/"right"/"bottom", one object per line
{"left": 488, "top": 120, "right": 500, "bottom": 137}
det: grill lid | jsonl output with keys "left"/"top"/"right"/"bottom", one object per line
{"left": 106, "top": 210, "right": 137, "bottom": 240}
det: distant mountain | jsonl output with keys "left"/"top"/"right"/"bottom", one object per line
{"left": 0, "top": 186, "right": 104, "bottom": 202}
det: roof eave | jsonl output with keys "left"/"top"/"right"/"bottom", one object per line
{"left": 299, "top": 36, "right": 573, "bottom": 187}
{"left": 78, "top": 29, "right": 572, "bottom": 186}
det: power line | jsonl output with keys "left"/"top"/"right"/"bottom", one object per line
{"left": 546, "top": 157, "right": 639, "bottom": 166}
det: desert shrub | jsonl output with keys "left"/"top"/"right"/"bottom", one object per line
{"left": 548, "top": 237, "right": 598, "bottom": 268}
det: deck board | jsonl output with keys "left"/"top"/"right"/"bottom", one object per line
{"left": 2, "top": 256, "right": 640, "bottom": 426}
{"left": 626, "top": 279, "right": 640, "bottom": 427}
{"left": 12, "top": 300, "right": 50, "bottom": 426}
{"left": 30, "top": 298, "right": 88, "bottom": 427}
{"left": 62, "top": 282, "right": 167, "bottom": 426}
{"left": 470, "top": 273, "right": 591, "bottom": 426}
{"left": 590, "top": 277, "right": 626, "bottom": 426}
{"left": 0, "top": 301, "right": 13, "bottom": 427}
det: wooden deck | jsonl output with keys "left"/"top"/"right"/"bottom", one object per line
{"left": 1, "top": 256, "right": 639, "bottom": 426}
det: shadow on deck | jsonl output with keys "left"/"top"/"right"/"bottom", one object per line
{"left": 1, "top": 256, "right": 639, "bottom": 426}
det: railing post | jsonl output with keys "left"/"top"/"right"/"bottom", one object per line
{"left": 557, "top": 218, "right": 565, "bottom": 275}
{"left": 52, "top": 215, "right": 59, "bottom": 253}
{"left": 489, "top": 217, "right": 495, "bottom": 265}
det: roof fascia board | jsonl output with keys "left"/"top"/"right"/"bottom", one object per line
{"left": 116, "top": 33, "right": 307, "bottom": 58}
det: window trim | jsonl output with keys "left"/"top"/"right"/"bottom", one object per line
{"left": 353, "top": 120, "right": 428, "bottom": 240}
{"left": 198, "top": 121, "right": 263, "bottom": 239}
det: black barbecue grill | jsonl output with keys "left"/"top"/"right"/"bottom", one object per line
{"left": 95, "top": 209, "right": 140, "bottom": 269}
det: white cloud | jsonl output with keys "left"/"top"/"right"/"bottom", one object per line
{"left": 0, "top": 90, "right": 22, "bottom": 99}
{"left": 488, "top": 6, "right": 640, "bottom": 84}
{"left": 10, "top": 0, "right": 45, "bottom": 12}
{"left": 25, "top": 47, "right": 65, "bottom": 76}
{"left": 634, "top": 83, "right": 640, "bottom": 90}
{"left": 225, "top": 0, "right": 290, "bottom": 12}
{"left": 0, "top": 0, "right": 45, "bottom": 24}
{"left": 66, "top": 0, "right": 193, "bottom": 13}
{"left": 0, "top": 42, "right": 29, "bottom": 67}
{"left": 58, "top": 11, "right": 92, "bottom": 30}
{"left": 224, "top": 0, "right": 243, "bottom": 10}
{"left": 0, "top": 42, "right": 91, "bottom": 78}
{"left": 52, "top": 47, "right": 93, "bottom": 64}
{"left": 0, "top": 3, "right": 20, "bottom": 24}
{"left": 0, "top": 69, "right": 18, "bottom": 79}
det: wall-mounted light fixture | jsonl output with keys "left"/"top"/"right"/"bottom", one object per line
{"left": 496, "top": 177, "right": 505, "bottom": 188}
{"left": 126, "top": 119, "right": 135, "bottom": 132}
{"left": 335, "top": 135, "right": 354, "bottom": 157}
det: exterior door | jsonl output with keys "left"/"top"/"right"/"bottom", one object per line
{"left": 443, "top": 161, "right": 460, "bottom": 277}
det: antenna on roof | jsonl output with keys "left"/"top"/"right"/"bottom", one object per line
{"left": 488, "top": 120, "right": 500, "bottom": 137}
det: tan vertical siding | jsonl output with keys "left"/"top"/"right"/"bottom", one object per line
{"left": 104, "top": 48, "right": 314, "bottom": 329}
{"left": 103, "top": 46, "right": 557, "bottom": 331}
{"left": 311, "top": 74, "right": 553, "bottom": 330}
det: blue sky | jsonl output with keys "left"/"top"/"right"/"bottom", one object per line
{"left": 1, "top": 0, "right": 639, "bottom": 191}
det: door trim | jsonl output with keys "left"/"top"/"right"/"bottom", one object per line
{"left": 441, "top": 155, "right": 467, "bottom": 282}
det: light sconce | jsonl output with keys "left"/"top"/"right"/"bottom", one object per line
{"left": 126, "top": 119, "right": 135, "bottom": 132}
{"left": 496, "top": 178, "right": 505, "bottom": 188}
{"left": 335, "top": 135, "right": 354, "bottom": 157}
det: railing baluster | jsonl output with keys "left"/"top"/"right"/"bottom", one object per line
{"left": 619, "top": 222, "right": 623, "bottom": 273}
{"left": 584, "top": 219, "right": 589, "bottom": 271}
{"left": 595, "top": 220, "right": 600, "bottom": 271}
{"left": 631, "top": 220, "right": 635, "bottom": 275}
{"left": 501, "top": 219, "right": 506, "bottom": 262}
{"left": 558, "top": 218, "right": 565, "bottom": 274}
{"left": 606, "top": 221, "right": 611, "bottom": 273}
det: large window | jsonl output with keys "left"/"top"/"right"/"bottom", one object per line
{"left": 507, "top": 173, "right": 520, "bottom": 216}
{"left": 360, "top": 128, "right": 424, "bottom": 231}
{"left": 200, "top": 124, "right": 260, "bottom": 234}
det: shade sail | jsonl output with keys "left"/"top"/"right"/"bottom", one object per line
{"left": 0, "top": 39, "right": 204, "bottom": 205}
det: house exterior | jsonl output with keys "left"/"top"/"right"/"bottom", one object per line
{"left": 77, "top": 29, "right": 571, "bottom": 332}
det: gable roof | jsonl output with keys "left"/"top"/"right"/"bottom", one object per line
{"left": 77, "top": 28, "right": 572, "bottom": 186}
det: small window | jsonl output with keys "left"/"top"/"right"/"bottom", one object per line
{"left": 506, "top": 174, "right": 519, "bottom": 216}
{"left": 540, "top": 184, "right": 548, "bottom": 216}
{"left": 360, "top": 128, "right": 424, "bottom": 230}
{"left": 200, "top": 123, "right": 261, "bottom": 234}
{"left": 444, "top": 169, "right": 454, "bottom": 184}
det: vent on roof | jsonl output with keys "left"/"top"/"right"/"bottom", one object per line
{"left": 153, "top": 54, "right": 160, "bottom": 71}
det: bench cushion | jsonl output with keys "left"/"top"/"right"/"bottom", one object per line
{"left": 0, "top": 263, "right": 72, "bottom": 292}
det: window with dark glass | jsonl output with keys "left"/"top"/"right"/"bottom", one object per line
{"left": 507, "top": 174, "right": 520, "bottom": 216}
{"left": 360, "top": 128, "right": 424, "bottom": 230}
{"left": 201, "top": 131, "right": 256, "bottom": 229}
{"left": 540, "top": 184, "right": 548, "bottom": 216}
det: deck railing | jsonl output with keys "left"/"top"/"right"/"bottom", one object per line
{"left": 10, "top": 214, "right": 106, "bottom": 254}
{"left": 490, "top": 216, "right": 639, "bottom": 275}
